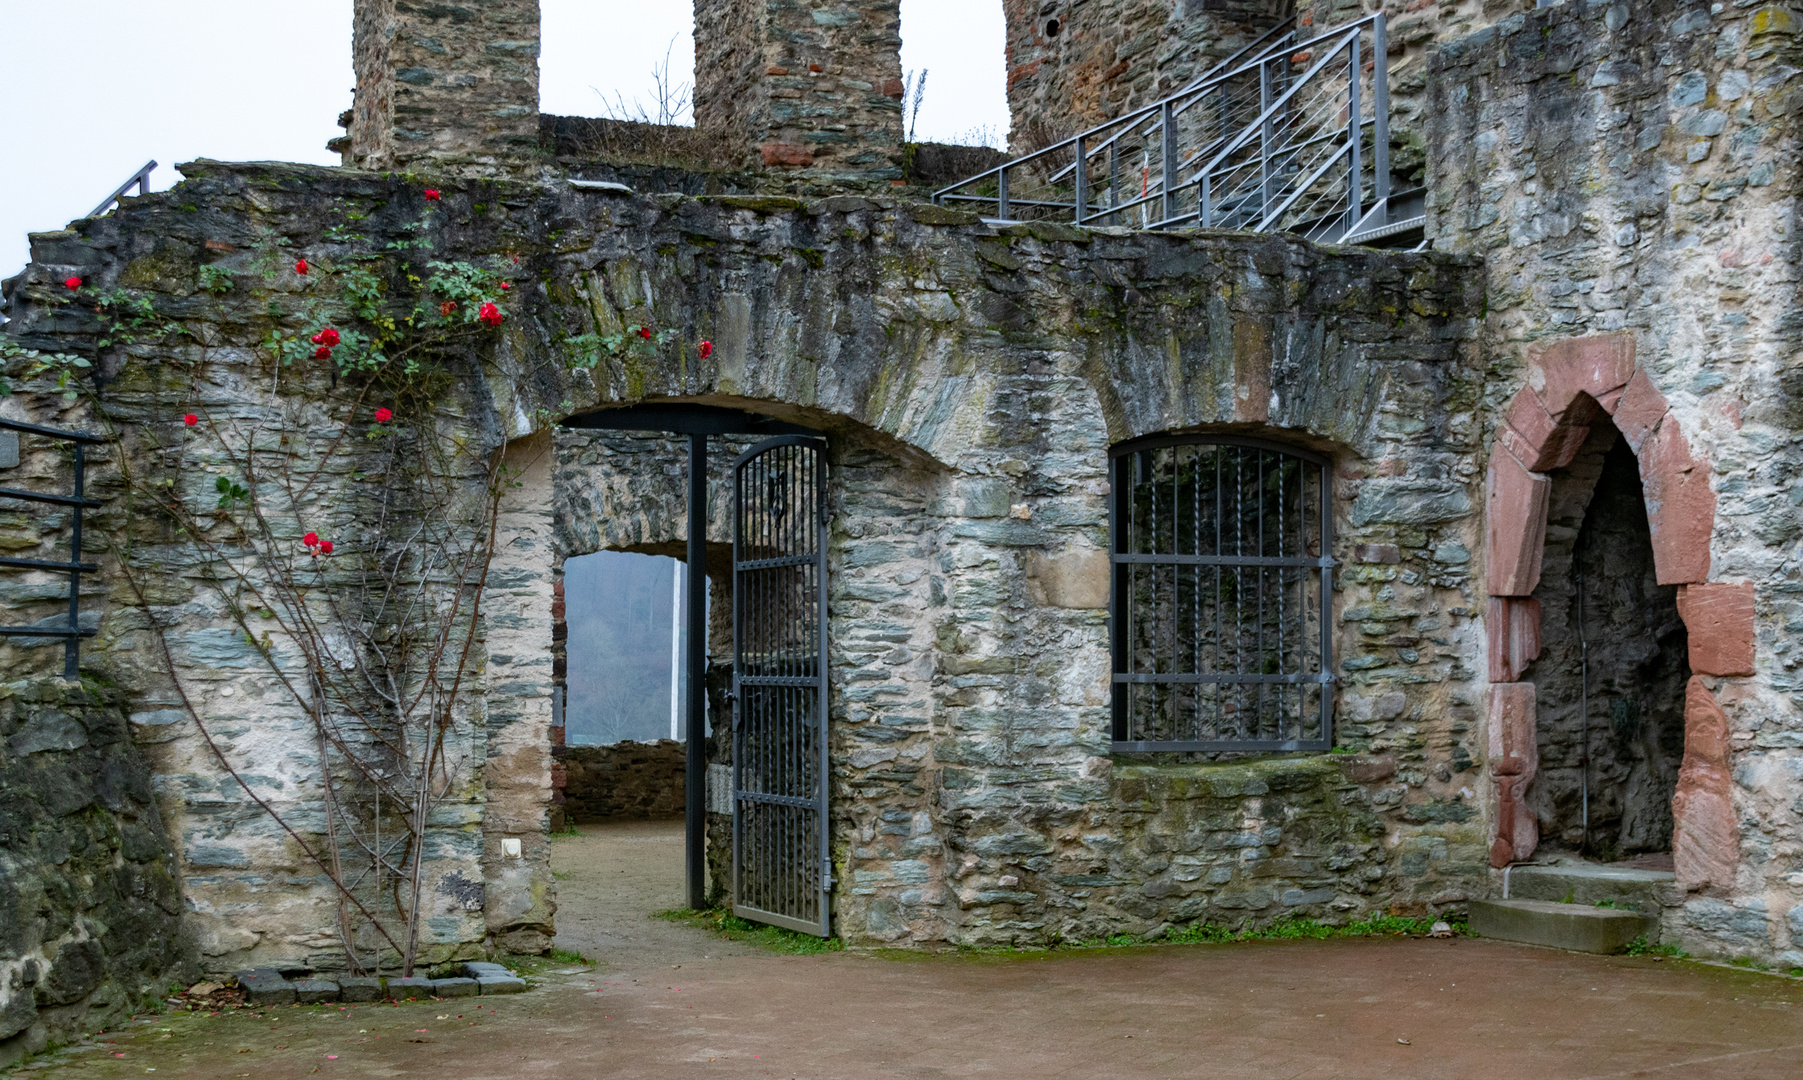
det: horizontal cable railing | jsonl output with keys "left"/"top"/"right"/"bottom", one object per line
{"left": 0, "top": 416, "right": 106, "bottom": 680}
{"left": 934, "top": 14, "right": 1418, "bottom": 247}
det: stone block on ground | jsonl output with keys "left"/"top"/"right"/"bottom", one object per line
{"left": 431, "top": 978, "right": 478, "bottom": 998}
{"left": 1469, "top": 898, "right": 1655, "bottom": 954}
{"left": 476, "top": 975, "right": 529, "bottom": 994}
{"left": 337, "top": 977, "right": 384, "bottom": 1002}
{"left": 292, "top": 979, "right": 340, "bottom": 1004}
{"left": 1504, "top": 864, "right": 1680, "bottom": 914}
{"left": 236, "top": 970, "right": 297, "bottom": 1006}
{"left": 388, "top": 976, "right": 434, "bottom": 1000}
{"left": 461, "top": 962, "right": 512, "bottom": 979}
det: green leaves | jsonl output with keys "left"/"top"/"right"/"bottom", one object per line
{"left": 0, "top": 341, "right": 92, "bottom": 401}
{"left": 214, "top": 475, "right": 250, "bottom": 510}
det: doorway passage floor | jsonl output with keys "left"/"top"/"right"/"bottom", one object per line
{"left": 12, "top": 821, "right": 1803, "bottom": 1080}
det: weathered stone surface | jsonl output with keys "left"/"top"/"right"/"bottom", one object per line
{"left": 1677, "top": 583, "right": 1757, "bottom": 677}
{"left": 1607, "top": 368, "right": 1670, "bottom": 456}
{"left": 292, "top": 979, "right": 340, "bottom": 1005}
{"left": 387, "top": 977, "right": 434, "bottom": 1000}
{"left": 1530, "top": 334, "right": 1636, "bottom": 424}
{"left": 1486, "top": 596, "right": 1541, "bottom": 684}
{"left": 337, "top": 977, "right": 384, "bottom": 1003}
{"left": 1469, "top": 898, "right": 1656, "bottom": 954}
{"left": 476, "top": 975, "right": 529, "bottom": 994}
{"left": 1673, "top": 678, "right": 1736, "bottom": 894}
{"left": 237, "top": 970, "right": 297, "bottom": 1006}
{"left": 430, "top": 977, "right": 478, "bottom": 998}
{"left": 1485, "top": 449, "right": 1549, "bottom": 597}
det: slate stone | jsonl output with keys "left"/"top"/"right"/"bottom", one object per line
{"left": 387, "top": 976, "right": 434, "bottom": 1000}
{"left": 337, "top": 977, "right": 384, "bottom": 1002}
{"left": 293, "top": 979, "right": 340, "bottom": 1004}
{"left": 476, "top": 975, "right": 529, "bottom": 995}
{"left": 430, "top": 977, "right": 478, "bottom": 998}
{"left": 236, "top": 970, "right": 297, "bottom": 1006}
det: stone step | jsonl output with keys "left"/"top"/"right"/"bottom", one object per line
{"left": 1504, "top": 862, "right": 1679, "bottom": 915}
{"left": 1470, "top": 898, "right": 1657, "bottom": 954}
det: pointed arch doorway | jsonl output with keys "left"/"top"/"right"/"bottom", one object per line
{"left": 1484, "top": 334, "right": 1750, "bottom": 893}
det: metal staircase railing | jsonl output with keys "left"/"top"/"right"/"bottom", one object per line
{"left": 0, "top": 416, "right": 105, "bottom": 680}
{"left": 933, "top": 14, "right": 1423, "bottom": 247}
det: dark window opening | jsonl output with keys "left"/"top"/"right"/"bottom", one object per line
{"left": 1044, "top": 17, "right": 1061, "bottom": 36}
{"left": 1109, "top": 436, "right": 1333, "bottom": 752}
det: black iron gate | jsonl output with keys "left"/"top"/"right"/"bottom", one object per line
{"left": 731, "top": 435, "right": 830, "bottom": 936}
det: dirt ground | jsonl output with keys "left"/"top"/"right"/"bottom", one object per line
{"left": 9, "top": 819, "right": 1803, "bottom": 1080}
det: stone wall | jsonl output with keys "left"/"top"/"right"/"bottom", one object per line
{"left": 1002, "top": 0, "right": 1286, "bottom": 144}
{"left": 2, "top": 160, "right": 1485, "bottom": 954}
{"left": 557, "top": 741, "right": 687, "bottom": 821}
{"left": 1428, "top": 1, "right": 1803, "bottom": 962}
{"left": 0, "top": 679, "right": 192, "bottom": 1067}
{"left": 693, "top": 0, "right": 906, "bottom": 182}
{"left": 346, "top": 0, "right": 541, "bottom": 172}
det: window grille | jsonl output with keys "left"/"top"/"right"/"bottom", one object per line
{"left": 1110, "top": 435, "right": 1333, "bottom": 752}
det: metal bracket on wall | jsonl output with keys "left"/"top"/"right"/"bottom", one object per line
{"left": 0, "top": 416, "right": 107, "bottom": 680}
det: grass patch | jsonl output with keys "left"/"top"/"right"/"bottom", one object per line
{"left": 657, "top": 908, "right": 846, "bottom": 955}
{"left": 1072, "top": 913, "right": 1461, "bottom": 950}
{"left": 548, "top": 821, "right": 581, "bottom": 839}
{"left": 1625, "top": 935, "right": 1688, "bottom": 959}
{"left": 493, "top": 947, "right": 592, "bottom": 977}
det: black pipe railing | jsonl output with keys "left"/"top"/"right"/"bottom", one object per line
{"left": 0, "top": 416, "right": 105, "bottom": 679}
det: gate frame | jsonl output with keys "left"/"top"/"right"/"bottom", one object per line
{"left": 730, "top": 434, "right": 832, "bottom": 937}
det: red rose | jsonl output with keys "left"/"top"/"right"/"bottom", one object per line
{"left": 303, "top": 532, "right": 319, "bottom": 547}
{"left": 63, "top": 276, "right": 82, "bottom": 290}
{"left": 318, "top": 540, "right": 334, "bottom": 555}
{"left": 314, "top": 346, "right": 333, "bottom": 359}
{"left": 698, "top": 340, "right": 713, "bottom": 359}
{"left": 423, "top": 189, "right": 441, "bottom": 200}
{"left": 295, "top": 259, "right": 309, "bottom": 275}
{"left": 499, "top": 282, "right": 510, "bottom": 290}
{"left": 478, "top": 302, "right": 503, "bottom": 327}
{"left": 183, "top": 413, "right": 199, "bottom": 426}
{"left": 310, "top": 328, "right": 340, "bottom": 346}
{"left": 375, "top": 407, "right": 392, "bottom": 423}
{"left": 638, "top": 326, "right": 652, "bottom": 340}
{"left": 440, "top": 300, "right": 458, "bottom": 316}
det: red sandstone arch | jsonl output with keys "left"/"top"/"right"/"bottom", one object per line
{"left": 1484, "top": 333, "right": 1750, "bottom": 892}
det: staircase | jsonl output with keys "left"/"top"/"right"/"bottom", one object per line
{"left": 1470, "top": 858, "right": 1679, "bottom": 954}
{"left": 934, "top": 14, "right": 1424, "bottom": 248}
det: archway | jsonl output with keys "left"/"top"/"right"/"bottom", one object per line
{"left": 1484, "top": 334, "right": 1748, "bottom": 893}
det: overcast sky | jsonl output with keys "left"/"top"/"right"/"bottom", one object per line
{"left": 0, "top": 0, "right": 1007, "bottom": 280}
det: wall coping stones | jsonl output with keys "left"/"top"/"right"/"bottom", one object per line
{"left": 430, "top": 978, "right": 478, "bottom": 998}
{"left": 232, "top": 970, "right": 530, "bottom": 1004}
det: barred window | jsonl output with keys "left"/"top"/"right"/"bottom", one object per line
{"left": 1110, "top": 436, "right": 1334, "bottom": 751}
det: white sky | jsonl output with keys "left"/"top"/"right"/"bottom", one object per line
{"left": 0, "top": 0, "right": 1007, "bottom": 280}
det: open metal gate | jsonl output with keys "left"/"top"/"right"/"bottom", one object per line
{"left": 731, "top": 435, "right": 830, "bottom": 935}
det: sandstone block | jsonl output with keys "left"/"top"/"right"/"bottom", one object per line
{"left": 1488, "top": 683, "right": 1539, "bottom": 867}
{"left": 1487, "top": 596, "right": 1542, "bottom": 683}
{"left": 1532, "top": 333, "right": 1635, "bottom": 422}
{"left": 1638, "top": 419, "right": 1714, "bottom": 585}
{"left": 1485, "top": 448, "right": 1549, "bottom": 596}
{"left": 1673, "top": 677, "right": 1737, "bottom": 892}
{"left": 760, "top": 143, "right": 815, "bottom": 167}
{"left": 1025, "top": 546, "right": 1109, "bottom": 609}
{"left": 1677, "top": 583, "right": 1756, "bottom": 676}
{"left": 1607, "top": 366, "right": 1670, "bottom": 454}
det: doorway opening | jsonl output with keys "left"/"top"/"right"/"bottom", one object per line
{"left": 1526, "top": 426, "right": 1689, "bottom": 863}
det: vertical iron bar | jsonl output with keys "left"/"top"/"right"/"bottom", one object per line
{"left": 686, "top": 432, "right": 707, "bottom": 911}
{"left": 1073, "top": 134, "right": 1088, "bottom": 225}
{"left": 1319, "top": 460, "right": 1333, "bottom": 745}
{"left": 1259, "top": 60, "right": 1274, "bottom": 220}
{"left": 814, "top": 444, "right": 830, "bottom": 934}
{"left": 732, "top": 455, "right": 744, "bottom": 914}
{"left": 65, "top": 443, "right": 84, "bottom": 680}
{"left": 998, "top": 166, "right": 1010, "bottom": 221}
{"left": 1160, "top": 101, "right": 1176, "bottom": 224}
{"left": 1373, "top": 14, "right": 1390, "bottom": 207}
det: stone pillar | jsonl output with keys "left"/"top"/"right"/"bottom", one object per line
{"left": 693, "top": 0, "right": 905, "bottom": 183}
{"left": 346, "top": 0, "right": 541, "bottom": 174}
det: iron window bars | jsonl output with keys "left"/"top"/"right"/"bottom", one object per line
{"left": 1110, "top": 435, "right": 1333, "bottom": 752}
{"left": 0, "top": 416, "right": 105, "bottom": 679}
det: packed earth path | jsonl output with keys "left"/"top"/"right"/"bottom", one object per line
{"left": 8, "top": 820, "right": 1803, "bottom": 1080}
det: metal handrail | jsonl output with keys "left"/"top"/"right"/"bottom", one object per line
{"left": 0, "top": 415, "right": 104, "bottom": 678}
{"left": 88, "top": 160, "right": 157, "bottom": 219}
{"left": 934, "top": 14, "right": 1411, "bottom": 246}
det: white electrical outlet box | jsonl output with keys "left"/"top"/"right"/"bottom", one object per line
{"left": 501, "top": 837, "right": 522, "bottom": 859}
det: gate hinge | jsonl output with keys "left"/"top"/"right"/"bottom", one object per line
{"left": 822, "top": 859, "right": 836, "bottom": 890}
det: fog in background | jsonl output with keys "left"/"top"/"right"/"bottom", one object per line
{"left": 1, "top": 0, "right": 1008, "bottom": 279}
{"left": 564, "top": 550, "right": 689, "bottom": 746}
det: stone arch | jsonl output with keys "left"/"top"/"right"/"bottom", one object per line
{"left": 1484, "top": 334, "right": 1750, "bottom": 893}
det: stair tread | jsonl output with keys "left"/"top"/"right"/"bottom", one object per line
{"left": 1511, "top": 863, "right": 1676, "bottom": 883}
{"left": 1476, "top": 898, "right": 1652, "bottom": 921}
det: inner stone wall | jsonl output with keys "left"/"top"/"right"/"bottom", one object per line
{"left": 1429, "top": 1, "right": 1803, "bottom": 962}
